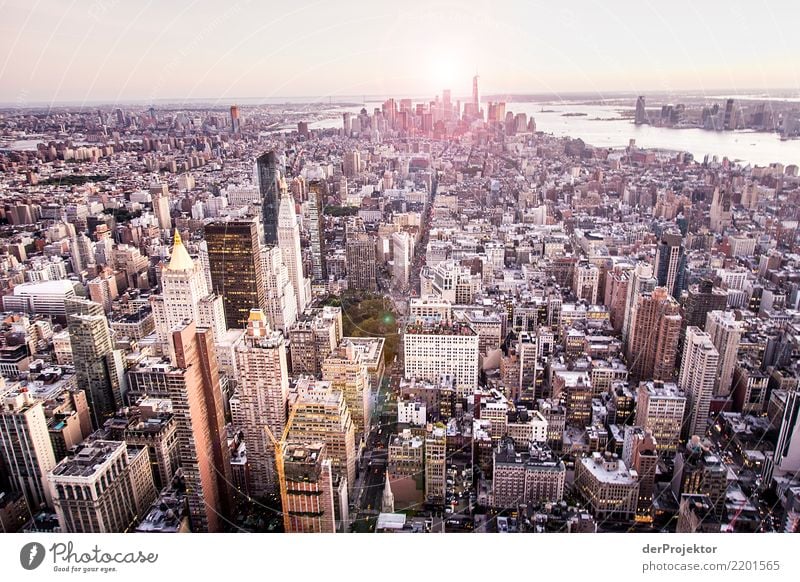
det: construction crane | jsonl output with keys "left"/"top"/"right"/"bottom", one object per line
{"left": 264, "top": 404, "right": 298, "bottom": 533}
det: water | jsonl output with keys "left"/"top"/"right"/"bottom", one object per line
{"left": 6, "top": 99, "right": 798, "bottom": 166}
{"left": 506, "top": 102, "right": 799, "bottom": 167}
{"left": 312, "top": 100, "right": 799, "bottom": 167}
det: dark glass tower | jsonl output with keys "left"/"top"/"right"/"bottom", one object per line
{"left": 308, "top": 179, "right": 328, "bottom": 282}
{"left": 655, "top": 230, "right": 686, "bottom": 299}
{"left": 204, "top": 218, "right": 266, "bottom": 329}
{"left": 256, "top": 151, "right": 281, "bottom": 245}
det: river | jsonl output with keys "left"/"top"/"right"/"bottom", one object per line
{"left": 312, "top": 100, "right": 799, "bottom": 167}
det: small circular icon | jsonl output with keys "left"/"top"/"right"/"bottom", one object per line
{"left": 20, "top": 542, "right": 46, "bottom": 570}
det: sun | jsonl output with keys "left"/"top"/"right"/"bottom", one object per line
{"left": 429, "top": 53, "right": 460, "bottom": 87}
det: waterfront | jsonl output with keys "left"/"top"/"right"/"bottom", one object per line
{"left": 311, "top": 99, "right": 799, "bottom": 167}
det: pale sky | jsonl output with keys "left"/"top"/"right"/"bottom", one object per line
{"left": 1, "top": 0, "right": 798, "bottom": 105}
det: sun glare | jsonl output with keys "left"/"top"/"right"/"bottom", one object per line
{"left": 429, "top": 53, "right": 460, "bottom": 87}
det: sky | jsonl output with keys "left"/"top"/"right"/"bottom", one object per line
{"left": 1, "top": 0, "right": 798, "bottom": 106}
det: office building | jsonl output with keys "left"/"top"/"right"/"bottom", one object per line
{"left": 626, "top": 287, "right": 682, "bottom": 382}
{"left": 281, "top": 442, "right": 336, "bottom": 533}
{"left": 621, "top": 263, "right": 657, "bottom": 345}
{"left": 260, "top": 246, "right": 297, "bottom": 332}
{"left": 287, "top": 378, "right": 357, "bottom": 493}
{"left": 167, "top": 322, "right": 232, "bottom": 532}
{"left": 1, "top": 280, "right": 78, "bottom": 325}
{"left": 322, "top": 341, "right": 370, "bottom": 439}
{"left": 205, "top": 217, "right": 266, "bottom": 329}
{"left": 392, "top": 231, "right": 412, "bottom": 291}
{"left": 150, "top": 183, "right": 172, "bottom": 232}
{"left": 672, "top": 441, "right": 727, "bottom": 517}
{"left": 66, "top": 298, "right": 126, "bottom": 428}
{"left": 655, "top": 230, "right": 685, "bottom": 298}
{"left": 307, "top": 180, "right": 328, "bottom": 282}
{"left": 574, "top": 452, "right": 639, "bottom": 522}
{"left": 622, "top": 427, "right": 658, "bottom": 521}
{"left": 704, "top": 310, "right": 743, "bottom": 397}
{"left": 343, "top": 151, "right": 361, "bottom": 178}
{"left": 404, "top": 321, "right": 479, "bottom": 395}
{"left": 634, "top": 381, "right": 687, "bottom": 453}
{"left": 424, "top": 423, "right": 446, "bottom": 505}
{"left": 48, "top": 439, "right": 155, "bottom": 533}
{"left": 679, "top": 327, "right": 720, "bottom": 439}
{"left": 387, "top": 429, "right": 425, "bottom": 509}
{"left": 770, "top": 390, "right": 800, "bottom": 480}
{"left": 676, "top": 494, "right": 720, "bottom": 533}
{"left": 277, "top": 191, "right": 308, "bottom": 314}
{"left": 492, "top": 440, "right": 565, "bottom": 509}
{"left": 572, "top": 261, "right": 600, "bottom": 304}
{"left": 104, "top": 404, "right": 179, "bottom": 491}
{"left": 255, "top": 151, "right": 281, "bottom": 245}
{"left": 229, "top": 105, "right": 240, "bottom": 133}
{"left": 345, "top": 218, "right": 377, "bottom": 292}
{"left": 232, "top": 310, "right": 289, "bottom": 496}
{"left": 552, "top": 371, "right": 593, "bottom": 427}
{"left": 635, "top": 96, "right": 648, "bottom": 125}
{"left": 152, "top": 230, "right": 226, "bottom": 345}
{"left": 288, "top": 307, "right": 341, "bottom": 377}
{"left": 683, "top": 280, "right": 727, "bottom": 330}
{"left": 732, "top": 359, "right": 769, "bottom": 414}
{"left": 0, "top": 389, "right": 56, "bottom": 508}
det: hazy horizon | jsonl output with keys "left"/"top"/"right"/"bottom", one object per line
{"left": 2, "top": 87, "right": 800, "bottom": 111}
{"left": 2, "top": 0, "right": 798, "bottom": 106}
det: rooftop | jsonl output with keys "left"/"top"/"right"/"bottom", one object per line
{"left": 50, "top": 439, "right": 125, "bottom": 479}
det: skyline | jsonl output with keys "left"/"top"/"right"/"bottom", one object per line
{"left": 2, "top": 0, "right": 800, "bottom": 545}
{"left": 2, "top": 0, "right": 799, "bottom": 105}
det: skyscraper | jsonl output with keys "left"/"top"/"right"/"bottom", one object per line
{"left": 709, "top": 187, "right": 732, "bottom": 233}
{"left": 280, "top": 442, "right": 336, "bottom": 533}
{"left": 255, "top": 151, "right": 281, "bottom": 245}
{"left": 424, "top": 424, "right": 446, "bottom": 504}
{"left": 205, "top": 217, "right": 266, "bottom": 329}
{"left": 150, "top": 183, "right": 172, "bottom": 232}
{"left": 621, "top": 263, "right": 657, "bottom": 345}
{"left": 679, "top": 327, "right": 720, "bottom": 439}
{"left": 345, "top": 218, "right": 377, "bottom": 292}
{"left": 343, "top": 151, "right": 361, "bottom": 178}
{"left": 277, "top": 191, "right": 308, "bottom": 314}
{"left": 622, "top": 427, "right": 658, "bottom": 521}
{"left": 634, "top": 381, "right": 687, "bottom": 453}
{"left": 48, "top": 439, "right": 155, "bottom": 533}
{"left": 287, "top": 378, "right": 357, "bottom": 494}
{"left": 287, "top": 307, "right": 341, "bottom": 376}
{"left": 404, "top": 321, "right": 479, "bottom": 395}
{"left": 723, "top": 98, "right": 736, "bottom": 130}
{"left": 307, "top": 180, "right": 328, "bottom": 282}
{"left": 771, "top": 390, "right": 800, "bottom": 480}
{"left": 572, "top": 261, "right": 600, "bottom": 304}
{"left": 152, "top": 230, "right": 226, "bottom": 345}
{"left": 0, "top": 389, "right": 56, "bottom": 508}
{"left": 230, "top": 105, "right": 240, "bottom": 133}
{"left": 626, "top": 287, "right": 682, "bottom": 382}
{"left": 683, "top": 280, "right": 727, "bottom": 330}
{"left": 654, "top": 230, "right": 685, "bottom": 298}
{"left": 66, "top": 298, "right": 126, "bottom": 427}
{"left": 322, "top": 341, "right": 370, "bottom": 439}
{"left": 168, "top": 322, "right": 232, "bottom": 532}
{"left": 705, "top": 310, "right": 743, "bottom": 397}
{"left": 634, "top": 96, "right": 648, "bottom": 125}
{"left": 232, "top": 310, "right": 289, "bottom": 496}
{"left": 392, "top": 231, "right": 411, "bottom": 290}
{"left": 260, "top": 246, "right": 297, "bottom": 332}
{"left": 472, "top": 74, "right": 480, "bottom": 118}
